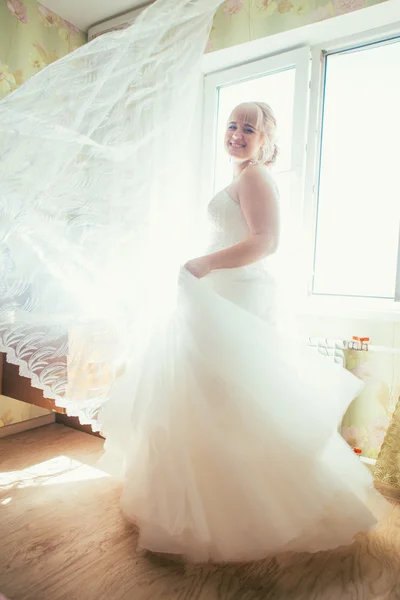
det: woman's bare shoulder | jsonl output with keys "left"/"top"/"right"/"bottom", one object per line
{"left": 238, "top": 165, "right": 279, "bottom": 199}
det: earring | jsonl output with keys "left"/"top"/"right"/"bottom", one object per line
{"left": 249, "top": 148, "right": 264, "bottom": 166}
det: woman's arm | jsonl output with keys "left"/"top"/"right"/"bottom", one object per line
{"left": 185, "top": 166, "right": 279, "bottom": 278}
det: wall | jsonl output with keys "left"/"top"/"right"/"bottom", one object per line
{"left": 296, "top": 310, "right": 400, "bottom": 459}
{"left": 0, "top": 0, "right": 86, "bottom": 428}
{"left": 343, "top": 348, "right": 400, "bottom": 459}
{"left": 0, "top": 395, "right": 51, "bottom": 428}
{"left": 208, "top": 0, "right": 390, "bottom": 52}
{"left": 0, "top": 0, "right": 86, "bottom": 100}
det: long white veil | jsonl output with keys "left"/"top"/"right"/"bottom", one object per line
{"left": 0, "top": 0, "right": 222, "bottom": 427}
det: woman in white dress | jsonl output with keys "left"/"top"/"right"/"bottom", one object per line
{"left": 0, "top": 0, "right": 388, "bottom": 564}
{"left": 185, "top": 101, "right": 279, "bottom": 294}
{"left": 100, "top": 101, "right": 388, "bottom": 564}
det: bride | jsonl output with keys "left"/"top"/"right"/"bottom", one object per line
{"left": 99, "top": 101, "right": 387, "bottom": 563}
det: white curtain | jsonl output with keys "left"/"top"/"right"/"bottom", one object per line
{"left": 0, "top": 0, "right": 223, "bottom": 427}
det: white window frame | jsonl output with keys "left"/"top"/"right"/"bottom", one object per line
{"left": 303, "top": 24, "right": 400, "bottom": 320}
{"left": 201, "top": 47, "right": 311, "bottom": 212}
{"left": 201, "top": 16, "right": 400, "bottom": 322}
{"left": 396, "top": 223, "right": 400, "bottom": 303}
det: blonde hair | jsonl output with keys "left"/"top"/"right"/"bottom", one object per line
{"left": 243, "top": 101, "right": 278, "bottom": 166}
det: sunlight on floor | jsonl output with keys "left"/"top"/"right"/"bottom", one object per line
{"left": 0, "top": 455, "right": 110, "bottom": 490}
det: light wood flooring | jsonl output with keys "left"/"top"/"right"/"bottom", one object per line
{"left": 1, "top": 424, "right": 400, "bottom": 600}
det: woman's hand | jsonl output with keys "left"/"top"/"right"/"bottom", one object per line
{"left": 184, "top": 256, "right": 213, "bottom": 279}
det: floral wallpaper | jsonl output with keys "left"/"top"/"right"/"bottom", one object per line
{"left": 342, "top": 350, "right": 400, "bottom": 459}
{"left": 0, "top": 0, "right": 86, "bottom": 428}
{"left": 208, "top": 0, "right": 390, "bottom": 52}
{"left": 0, "top": 0, "right": 86, "bottom": 100}
{"left": 0, "top": 395, "right": 51, "bottom": 428}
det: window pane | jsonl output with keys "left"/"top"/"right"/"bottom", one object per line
{"left": 313, "top": 40, "right": 400, "bottom": 299}
{"left": 214, "top": 68, "right": 296, "bottom": 196}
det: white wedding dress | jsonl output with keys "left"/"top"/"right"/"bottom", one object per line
{"left": 99, "top": 188, "right": 387, "bottom": 563}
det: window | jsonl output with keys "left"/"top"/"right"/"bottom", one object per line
{"left": 312, "top": 38, "right": 400, "bottom": 301}
{"left": 202, "top": 48, "right": 310, "bottom": 219}
{"left": 203, "top": 28, "right": 400, "bottom": 316}
{"left": 214, "top": 69, "right": 295, "bottom": 194}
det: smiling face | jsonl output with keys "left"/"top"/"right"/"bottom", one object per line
{"left": 224, "top": 103, "right": 265, "bottom": 165}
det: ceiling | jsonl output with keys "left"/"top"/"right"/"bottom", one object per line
{"left": 38, "top": 0, "right": 153, "bottom": 32}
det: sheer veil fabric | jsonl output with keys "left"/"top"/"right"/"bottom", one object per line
{"left": 0, "top": 0, "right": 223, "bottom": 424}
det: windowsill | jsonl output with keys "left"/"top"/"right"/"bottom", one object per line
{"left": 297, "top": 294, "right": 400, "bottom": 323}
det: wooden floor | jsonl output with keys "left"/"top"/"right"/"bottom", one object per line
{"left": 1, "top": 424, "right": 400, "bottom": 600}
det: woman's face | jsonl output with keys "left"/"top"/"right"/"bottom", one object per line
{"left": 224, "top": 103, "right": 264, "bottom": 165}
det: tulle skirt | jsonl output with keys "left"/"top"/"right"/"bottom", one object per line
{"left": 99, "top": 266, "right": 388, "bottom": 563}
